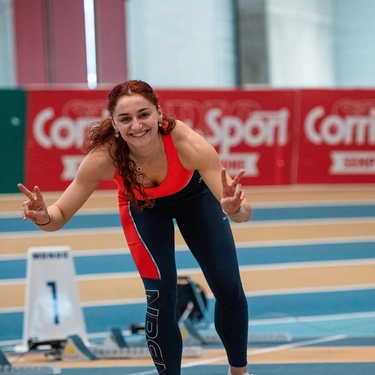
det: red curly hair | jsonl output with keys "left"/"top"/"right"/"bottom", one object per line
{"left": 83, "top": 80, "right": 176, "bottom": 209}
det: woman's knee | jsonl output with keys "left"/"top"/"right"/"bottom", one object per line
{"left": 143, "top": 279, "right": 178, "bottom": 318}
{"left": 213, "top": 280, "right": 247, "bottom": 308}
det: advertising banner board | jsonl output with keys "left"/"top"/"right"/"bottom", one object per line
{"left": 25, "top": 88, "right": 296, "bottom": 190}
{"left": 297, "top": 90, "right": 375, "bottom": 184}
{"left": 24, "top": 88, "right": 375, "bottom": 191}
{"left": 159, "top": 89, "right": 297, "bottom": 186}
{"left": 25, "top": 89, "right": 116, "bottom": 191}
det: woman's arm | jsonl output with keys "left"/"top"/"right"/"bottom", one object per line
{"left": 173, "top": 121, "right": 252, "bottom": 223}
{"left": 18, "top": 148, "right": 115, "bottom": 231}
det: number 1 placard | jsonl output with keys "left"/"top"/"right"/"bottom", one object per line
{"left": 18, "top": 246, "right": 88, "bottom": 352}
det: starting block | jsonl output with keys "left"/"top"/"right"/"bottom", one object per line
{"left": 62, "top": 335, "right": 97, "bottom": 361}
{"left": 0, "top": 348, "right": 60, "bottom": 374}
{"left": 62, "top": 327, "right": 202, "bottom": 361}
{"left": 176, "top": 276, "right": 293, "bottom": 345}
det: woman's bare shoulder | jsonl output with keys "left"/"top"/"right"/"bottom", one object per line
{"left": 171, "top": 120, "right": 218, "bottom": 170}
{"left": 172, "top": 120, "right": 205, "bottom": 145}
{"left": 78, "top": 146, "right": 115, "bottom": 181}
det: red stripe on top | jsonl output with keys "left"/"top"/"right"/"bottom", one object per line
{"left": 118, "top": 201, "right": 160, "bottom": 279}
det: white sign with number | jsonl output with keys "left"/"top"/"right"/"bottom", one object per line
{"left": 18, "top": 246, "right": 88, "bottom": 351}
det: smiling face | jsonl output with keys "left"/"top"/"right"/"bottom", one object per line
{"left": 112, "top": 94, "right": 162, "bottom": 149}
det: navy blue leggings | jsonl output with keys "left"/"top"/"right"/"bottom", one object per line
{"left": 129, "top": 171, "right": 248, "bottom": 374}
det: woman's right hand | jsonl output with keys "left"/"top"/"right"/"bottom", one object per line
{"left": 17, "top": 183, "right": 50, "bottom": 225}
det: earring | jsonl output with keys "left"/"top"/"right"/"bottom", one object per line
{"left": 158, "top": 122, "right": 162, "bottom": 127}
{"left": 114, "top": 129, "right": 119, "bottom": 138}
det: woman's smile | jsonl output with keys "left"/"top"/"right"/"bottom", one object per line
{"left": 113, "top": 94, "right": 161, "bottom": 145}
{"left": 130, "top": 130, "right": 149, "bottom": 137}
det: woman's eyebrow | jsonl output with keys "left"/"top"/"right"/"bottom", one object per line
{"left": 117, "top": 107, "right": 151, "bottom": 117}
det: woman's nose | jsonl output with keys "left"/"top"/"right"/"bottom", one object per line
{"left": 131, "top": 119, "right": 142, "bottom": 130}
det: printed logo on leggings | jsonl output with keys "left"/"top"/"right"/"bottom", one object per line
{"left": 145, "top": 289, "right": 166, "bottom": 373}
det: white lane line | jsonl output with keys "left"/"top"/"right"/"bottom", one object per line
{"left": 231, "top": 217, "right": 375, "bottom": 228}
{"left": 181, "top": 334, "right": 347, "bottom": 369}
{"left": 1, "top": 217, "right": 375, "bottom": 238}
{"left": 128, "top": 369, "right": 157, "bottom": 375}
{"left": 235, "top": 236, "right": 375, "bottom": 248}
{"left": 2, "top": 198, "right": 374, "bottom": 216}
{"left": 250, "top": 200, "right": 375, "bottom": 208}
{"left": 250, "top": 311, "right": 375, "bottom": 325}
{"left": 2, "top": 235, "right": 375, "bottom": 259}
{"left": 243, "top": 283, "right": 375, "bottom": 297}
{"left": 247, "top": 334, "right": 347, "bottom": 355}
{"left": 0, "top": 228, "right": 124, "bottom": 238}
{"left": 0, "top": 207, "right": 119, "bottom": 217}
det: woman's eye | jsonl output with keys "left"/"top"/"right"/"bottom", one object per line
{"left": 140, "top": 112, "right": 150, "bottom": 118}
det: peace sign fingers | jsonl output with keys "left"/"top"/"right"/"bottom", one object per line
{"left": 18, "top": 183, "right": 35, "bottom": 200}
{"left": 221, "top": 168, "right": 245, "bottom": 193}
{"left": 230, "top": 169, "right": 245, "bottom": 188}
{"left": 18, "top": 184, "right": 48, "bottom": 222}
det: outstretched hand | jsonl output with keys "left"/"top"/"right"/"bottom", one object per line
{"left": 17, "top": 183, "right": 50, "bottom": 224}
{"left": 220, "top": 168, "right": 245, "bottom": 214}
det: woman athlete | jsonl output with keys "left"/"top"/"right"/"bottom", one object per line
{"left": 18, "top": 80, "right": 253, "bottom": 375}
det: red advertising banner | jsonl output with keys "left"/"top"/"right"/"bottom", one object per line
{"left": 25, "top": 88, "right": 297, "bottom": 191}
{"left": 25, "top": 89, "right": 116, "bottom": 191}
{"left": 297, "top": 90, "right": 375, "bottom": 184}
{"left": 24, "top": 87, "right": 375, "bottom": 191}
{"left": 159, "top": 89, "right": 297, "bottom": 186}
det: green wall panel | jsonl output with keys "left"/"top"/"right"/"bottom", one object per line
{"left": 0, "top": 89, "right": 27, "bottom": 193}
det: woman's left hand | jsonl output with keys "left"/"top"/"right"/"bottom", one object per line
{"left": 220, "top": 168, "right": 245, "bottom": 215}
